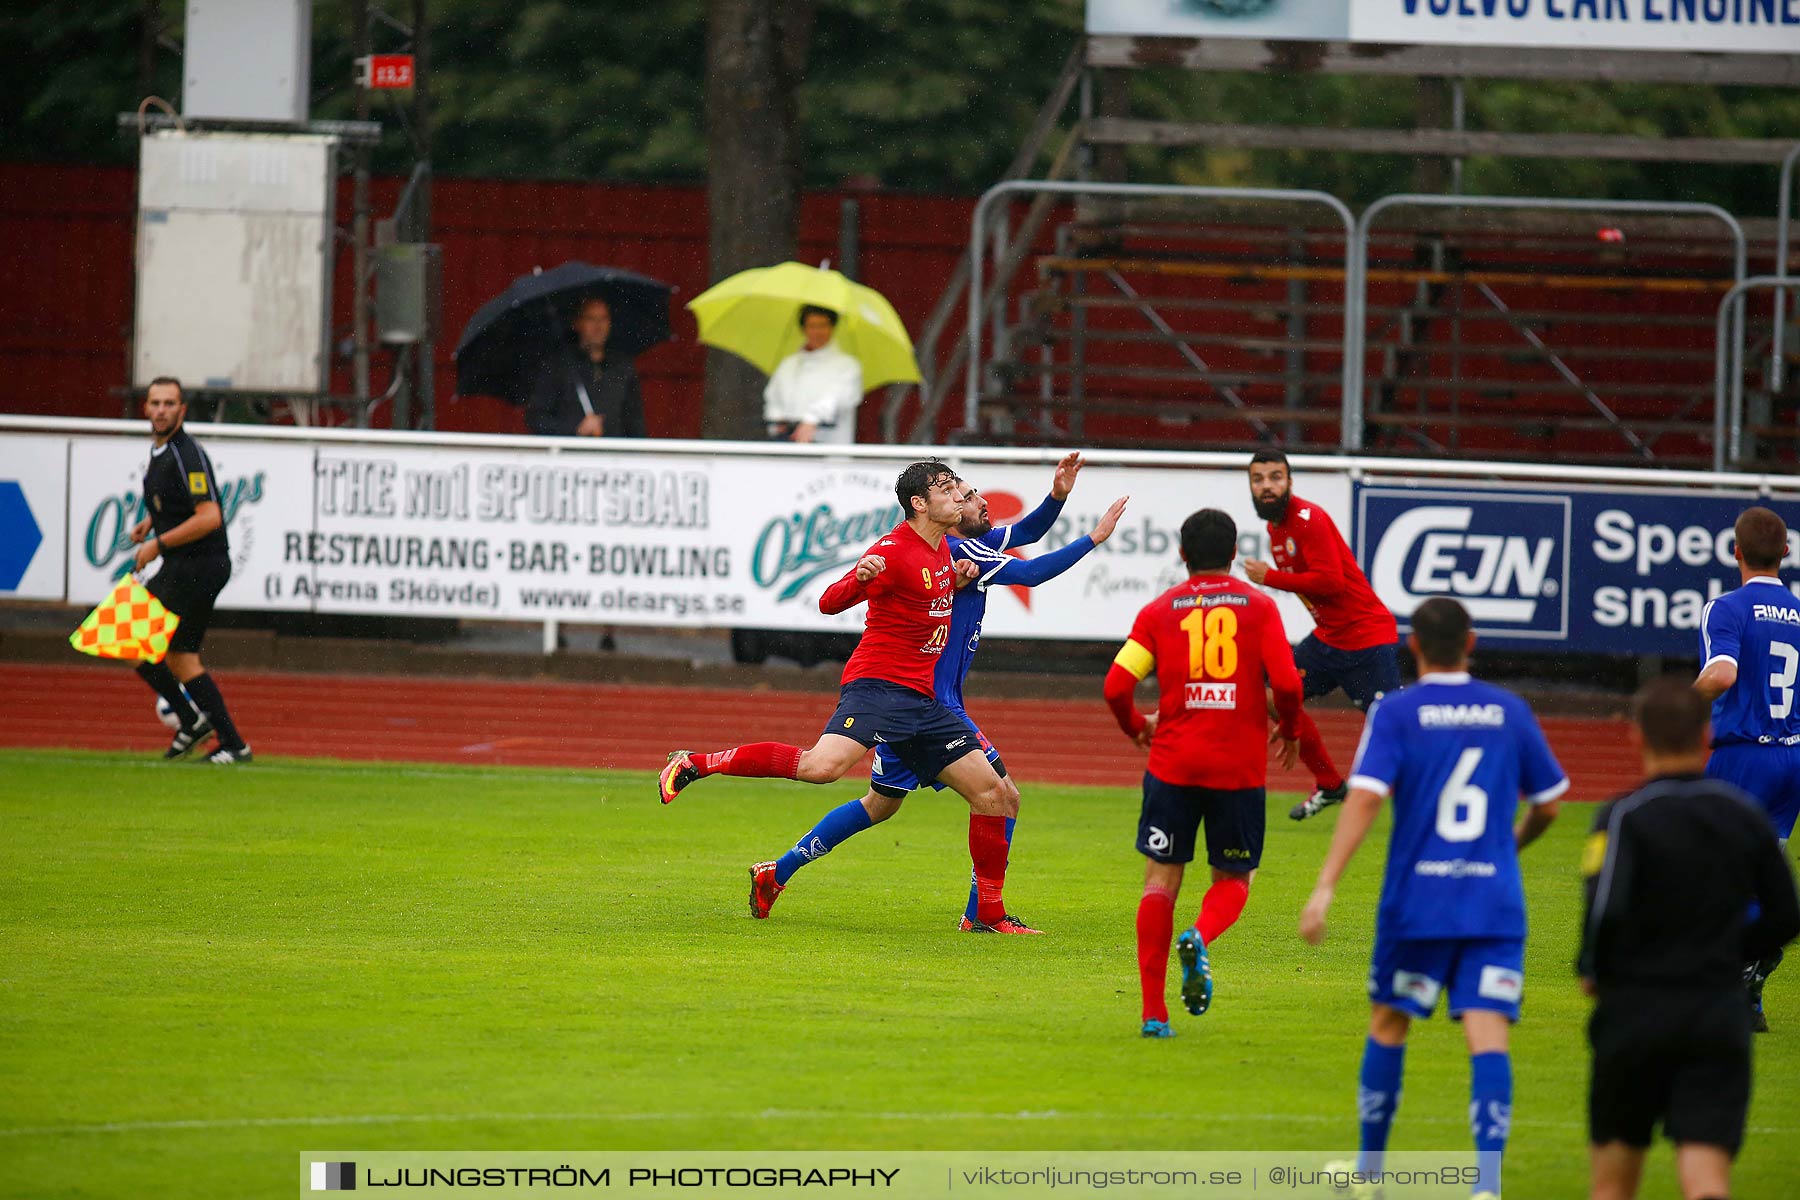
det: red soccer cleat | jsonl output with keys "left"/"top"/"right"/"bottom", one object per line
{"left": 959, "top": 914, "right": 1045, "bottom": 935}
{"left": 658, "top": 751, "right": 699, "bottom": 805}
{"left": 748, "top": 861, "right": 785, "bottom": 919}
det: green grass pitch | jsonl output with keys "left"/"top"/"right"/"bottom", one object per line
{"left": 2, "top": 748, "right": 1795, "bottom": 1198}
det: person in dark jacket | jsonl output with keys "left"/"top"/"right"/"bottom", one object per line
{"left": 524, "top": 297, "right": 646, "bottom": 438}
{"left": 1581, "top": 675, "right": 1800, "bottom": 1200}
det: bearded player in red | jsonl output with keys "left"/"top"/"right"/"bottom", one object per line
{"left": 1106, "top": 508, "right": 1304, "bottom": 1038}
{"left": 658, "top": 460, "right": 1039, "bottom": 934}
{"left": 1240, "top": 448, "right": 1400, "bottom": 822}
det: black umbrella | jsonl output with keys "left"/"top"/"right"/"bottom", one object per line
{"left": 452, "top": 262, "right": 675, "bottom": 403}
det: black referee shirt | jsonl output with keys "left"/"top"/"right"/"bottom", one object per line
{"left": 1578, "top": 772, "right": 1800, "bottom": 989}
{"left": 143, "top": 426, "right": 229, "bottom": 559}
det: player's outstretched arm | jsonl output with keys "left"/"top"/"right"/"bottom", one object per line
{"left": 1244, "top": 514, "right": 1349, "bottom": 596}
{"left": 1260, "top": 605, "right": 1305, "bottom": 767}
{"left": 818, "top": 554, "right": 886, "bottom": 614}
{"left": 1695, "top": 596, "right": 1742, "bottom": 701}
{"left": 1104, "top": 636, "right": 1156, "bottom": 748}
{"left": 1513, "top": 704, "right": 1569, "bottom": 849}
{"left": 1516, "top": 799, "right": 1561, "bottom": 849}
{"left": 976, "top": 452, "right": 1086, "bottom": 550}
{"left": 1694, "top": 658, "right": 1737, "bottom": 702}
{"left": 1298, "top": 787, "right": 1384, "bottom": 945}
{"left": 981, "top": 497, "right": 1129, "bottom": 589}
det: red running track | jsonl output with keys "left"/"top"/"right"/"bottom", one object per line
{"left": 1, "top": 663, "right": 1640, "bottom": 800}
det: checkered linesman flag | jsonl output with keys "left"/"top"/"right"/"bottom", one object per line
{"left": 310, "top": 1161, "right": 355, "bottom": 1191}
{"left": 68, "top": 574, "right": 180, "bottom": 664}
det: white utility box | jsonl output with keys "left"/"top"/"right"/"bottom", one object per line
{"left": 133, "top": 130, "right": 336, "bottom": 394}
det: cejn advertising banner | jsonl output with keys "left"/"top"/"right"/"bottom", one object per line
{"left": 1355, "top": 480, "right": 1800, "bottom": 655}
{"left": 47, "top": 432, "right": 1331, "bottom": 643}
{"left": 1087, "top": 0, "right": 1800, "bottom": 55}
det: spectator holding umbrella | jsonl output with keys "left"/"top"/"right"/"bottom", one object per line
{"left": 763, "top": 304, "right": 862, "bottom": 444}
{"left": 688, "top": 262, "right": 921, "bottom": 445}
{"left": 453, "top": 262, "right": 673, "bottom": 435}
{"left": 525, "top": 297, "right": 646, "bottom": 438}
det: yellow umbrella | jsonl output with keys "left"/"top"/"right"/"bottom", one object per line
{"left": 686, "top": 261, "right": 922, "bottom": 388}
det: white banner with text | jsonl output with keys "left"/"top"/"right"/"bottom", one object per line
{"left": 38, "top": 433, "right": 1334, "bottom": 642}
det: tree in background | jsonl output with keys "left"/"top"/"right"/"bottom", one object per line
{"left": 702, "top": 0, "right": 814, "bottom": 440}
{"left": 7, "top": 0, "right": 1796, "bottom": 214}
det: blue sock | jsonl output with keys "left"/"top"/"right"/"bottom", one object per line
{"left": 1469, "top": 1052, "right": 1512, "bottom": 1195}
{"left": 1357, "top": 1038, "right": 1405, "bottom": 1176}
{"left": 963, "top": 816, "right": 1016, "bottom": 921}
{"left": 773, "top": 799, "right": 874, "bottom": 885}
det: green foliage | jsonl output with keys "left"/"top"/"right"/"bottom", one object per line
{"left": 3, "top": 1, "right": 1797, "bottom": 210}
{"left": 3, "top": 748, "right": 1797, "bottom": 1198}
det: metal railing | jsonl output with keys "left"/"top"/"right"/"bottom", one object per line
{"left": 1717, "top": 277, "right": 1800, "bottom": 467}
{"left": 1772, "top": 142, "right": 1800, "bottom": 392}
{"left": 965, "top": 181, "right": 1355, "bottom": 441}
{"left": 1348, "top": 195, "right": 1747, "bottom": 465}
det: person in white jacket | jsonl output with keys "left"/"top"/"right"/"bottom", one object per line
{"left": 763, "top": 305, "right": 865, "bottom": 444}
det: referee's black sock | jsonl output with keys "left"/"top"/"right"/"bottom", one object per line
{"left": 182, "top": 673, "right": 245, "bottom": 750}
{"left": 135, "top": 661, "right": 196, "bottom": 731}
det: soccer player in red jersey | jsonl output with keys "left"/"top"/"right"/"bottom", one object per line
{"left": 658, "top": 460, "right": 1037, "bottom": 934}
{"left": 1105, "top": 508, "right": 1305, "bottom": 1037}
{"left": 1240, "top": 448, "right": 1400, "bottom": 822}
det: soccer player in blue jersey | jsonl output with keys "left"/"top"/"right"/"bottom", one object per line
{"left": 1694, "top": 505, "right": 1800, "bottom": 1030}
{"left": 747, "top": 453, "right": 1128, "bottom": 930}
{"left": 1298, "top": 597, "right": 1567, "bottom": 1200}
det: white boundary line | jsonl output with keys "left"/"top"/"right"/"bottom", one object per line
{"left": 2, "top": 1109, "right": 1790, "bottom": 1139}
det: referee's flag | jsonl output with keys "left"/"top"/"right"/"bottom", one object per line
{"left": 68, "top": 575, "right": 181, "bottom": 663}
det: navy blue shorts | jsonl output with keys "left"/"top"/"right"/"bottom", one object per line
{"left": 1705, "top": 742, "right": 1800, "bottom": 840}
{"left": 870, "top": 711, "right": 1005, "bottom": 798}
{"left": 1368, "top": 933, "right": 1525, "bottom": 1022}
{"left": 824, "top": 679, "right": 986, "bottom": 791}
{"left": 1293, "top": 636, "right": 1402, "bottom": 711}
{"left": 1136, "top": 772, "right": 1264, "bottom": 872}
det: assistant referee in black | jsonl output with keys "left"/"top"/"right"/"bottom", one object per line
{"left": 128, "top": 376, "right": 252, "bottom": 764}
{"left": 1580, "top": 676, "right": 1798, "bottom": 1200}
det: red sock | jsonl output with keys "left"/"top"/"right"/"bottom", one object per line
{"left": 1195, "top": 877, "right": 1251, "bottom": 945}
{"left": 694, "top": 743, "right": 801, "bottom": 780}
{"left": 968, "top": 814, "right": 1010, "bottom": 925}
{"left": 1294, "top": 709, "right": 1344, "bottom": 791}
{"left": 1136, "top": 884, "right": 1176, "bottom": 1023}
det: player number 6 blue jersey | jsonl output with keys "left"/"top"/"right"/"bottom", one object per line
{"left": 1348, "top": 673, "right": 1569, "bottom": 941}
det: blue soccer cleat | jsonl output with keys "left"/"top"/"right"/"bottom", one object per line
{"left": 1140, "top": 1019, "right": 1175, "bottom": 1039}
{"left": 1177, "top": 928, "right": 1213, "bottom": 1016}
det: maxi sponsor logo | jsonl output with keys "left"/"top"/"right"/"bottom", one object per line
{"left": 1355, "top": 482, "right": 1800, "bottom": 655}
{"left": 1359, "top": 488, "right": 1570, "bottom": 639}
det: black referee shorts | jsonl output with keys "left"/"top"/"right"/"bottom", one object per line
{"left": 1588, "top": 986, "right": 1752, "bottom": 1155}
{"left": 144, "top": 554, "right": 232, "bottom": 654}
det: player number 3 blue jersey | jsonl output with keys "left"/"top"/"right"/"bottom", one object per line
{"left": 1701, "top": 576, "right": 1800, "bottom": 747}
{"left": 1348, "top": 673, "right": 1569, "bottom": 941}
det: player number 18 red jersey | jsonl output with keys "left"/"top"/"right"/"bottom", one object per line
{"left": 1107, "top": 574, "right": 1303, "bottom": 790}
